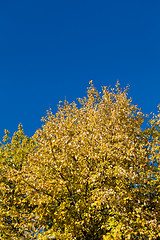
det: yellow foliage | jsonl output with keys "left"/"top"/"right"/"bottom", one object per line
{"left": 0, "top": 82, "right": 159, "bottom": 239}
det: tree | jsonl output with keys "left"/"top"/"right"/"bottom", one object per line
{"left": 0, "top": 125, "right": 37, "bottom": 239}
{"left": 0, "top": 81, "right": 159, "bottom": 239}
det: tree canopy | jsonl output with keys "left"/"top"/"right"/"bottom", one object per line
{"left": 0, "top": 81, "right": 159, "bottom": 239}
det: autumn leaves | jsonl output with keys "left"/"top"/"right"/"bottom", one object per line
{"left": 0, "top": 82, "right": 159, "bottom": 239}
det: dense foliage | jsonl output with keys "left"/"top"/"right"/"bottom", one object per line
{"left": 0, "top": 82, "right": 159, "bottom": 239}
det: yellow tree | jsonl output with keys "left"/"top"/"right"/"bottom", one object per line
{"left": 0, "top": 82, "right": 159, "bottom": 240}
{"left": 0, "top": 124, "right": 37, "bottom": 239}
{"left": 24, "top": 81, "right": 159, "bottom": 240}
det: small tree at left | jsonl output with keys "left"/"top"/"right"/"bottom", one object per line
{"left": 0, "top": 124, "right": 37, "bottom": 239}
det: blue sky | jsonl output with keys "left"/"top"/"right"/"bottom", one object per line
{"left": 0, "top": 0, "right": 159, "bottom": 139}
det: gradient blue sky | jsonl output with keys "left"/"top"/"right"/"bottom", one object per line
{"left": 0, "top": 0, "right": 159, "bottom": 139}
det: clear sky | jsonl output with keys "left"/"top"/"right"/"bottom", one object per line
{"left": 0, "top": 0, "right": 159, "bottom": 139}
